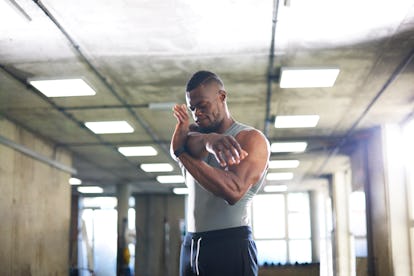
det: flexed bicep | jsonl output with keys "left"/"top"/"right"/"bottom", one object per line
{"left": 228, "top": 130, "right": 270, "bottom": 193}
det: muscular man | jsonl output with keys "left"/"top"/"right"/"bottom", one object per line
{"left": 171, "top": 70, "right": 270, "bottom": 276}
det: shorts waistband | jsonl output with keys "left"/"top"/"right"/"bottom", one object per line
{"left": 185, "top": 226, "right": 253, "bottom": 242}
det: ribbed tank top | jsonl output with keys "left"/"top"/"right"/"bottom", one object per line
{"left": 183, "top": 121, "right": 267, "bottom": 233}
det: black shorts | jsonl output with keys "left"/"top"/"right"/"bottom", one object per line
{"left": 179, "top": 226, "right": 258, "bottom": 276}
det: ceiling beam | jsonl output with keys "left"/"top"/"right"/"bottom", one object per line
{"left": 33, "top": 0, "right": 171, "bottom": 157}
{"left": 264, "top": 0, "right": 281, "bottom": 137}
{"left": 313, "top": 47, "right": 414, "bottom": 177}
{"left": 0, "top": 65, "right": 155, "bottom": 179}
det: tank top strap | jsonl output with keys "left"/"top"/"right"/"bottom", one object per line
{"left": 224, "top": 121, "right": 253, "bottom": 137}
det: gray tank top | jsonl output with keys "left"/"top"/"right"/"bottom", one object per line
{"left": 183, "top": 121, "right": 267, "bottom": 233}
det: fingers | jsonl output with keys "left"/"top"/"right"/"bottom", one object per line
{"left": 214, "top": 148, "right": 248, "bottom": 167}
{"left": 212, "top": 136, "right": 248, "bottom": 167}
{"left": 215, "top": 151, "right": 228, "bottom": 167}
{"left": 173, "top": 104, "right": 189, "bottom": 123}
{"left": 240, "top": 149, "right": 248, "bottom": 160}
{"left": 219, "top": 144, "right": 239, "bottom": 166}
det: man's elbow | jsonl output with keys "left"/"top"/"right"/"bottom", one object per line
{"left": 226, "top": 197, "right": 238, "bottom": 206}
{"left": 225, "top": 192, "right": 243, "bottom": 206}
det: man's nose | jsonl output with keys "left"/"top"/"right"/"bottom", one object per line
{"left": 194, "top": 107, "right": 203, "bottom": 116}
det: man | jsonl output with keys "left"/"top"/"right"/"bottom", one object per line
{"left": 171, "top": 70, "right": 270, "bottom": 276}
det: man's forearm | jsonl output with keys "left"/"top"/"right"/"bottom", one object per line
{"left": 185, "top": 132, "right": 210, "bottom": 159}
{"left": 185, "top": 131, "right": 247, "bottom": 167}
{"left": 177, "top": 152, "right": 243, "bottom": 205}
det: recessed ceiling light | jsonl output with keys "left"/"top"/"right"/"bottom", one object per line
{"left": 279, "top": 67, "right": 340, "bottom": 88}
{"left": 148, "top": 102, "right": 176, "bottom": 110}
{"left": 118, "top": 146, "right": 158, "bottom": 156}
{"left": 275, "top": 115, "right": 320, "bottom": 128}
{"left": 140, "top": 163, "right": 174, "bottom": 172}
{"left": 77, "top": 186, "right": 104, "bottom": 194}
{"left": 69, "top": 177, "right": 82, "bottom": 185}
{"left": 271, "top": 142, "right": 307, "bottom": 153}
{"left": 85, "top": 121, "right": 134, "bottom": 134}
{"left": 264, "top": 185, "right": 288, "bottom": 192}
{"left": 29, "top": 78, "right": 96, "bottom": 97}
{"left": 269, "top": 160, "right": 300, "bottom": 169}
{"left": 266, "top": 172, "right": 294, "bottom": 181}
{"left": 173, "top": 188, "right": 189, "bottom": 195}
{"left": 156, "top": 175, "right": 185, "bottom": 184}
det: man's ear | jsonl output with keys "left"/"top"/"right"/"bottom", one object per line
{"left": 218, "top": 89, "right": 227, "bottom": 102}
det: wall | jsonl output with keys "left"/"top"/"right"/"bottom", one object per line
{"left": 259, "top": 263, "right": 320, "bottom": 276}
{"left": 349, "top": 125, "right": 413, "bottom": 276}
{"left": 356, "top": 257, "right": 368, "bottom": 276}
{"left": 135, "top": 194, "right": 185, "bottom": 276}
{"left": 0, "top": 118, "right": 72, "bottom": 275}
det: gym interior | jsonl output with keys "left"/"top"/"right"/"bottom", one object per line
{"left": 1, "top": 0, "right": 414, "bottom": 275}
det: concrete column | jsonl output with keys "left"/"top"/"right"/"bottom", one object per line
{"left": 310, "top": 191, "right": 321, "bottom": 263}
{"left": 318, "top": 185, "right": 334, "bottom": 276}
{"left": 69, "top": 192, "right": 80, "bottom": 273}
{"left": 117, "top": 183, "right": 131, "bottom": 231}
{"left": 364, "top": 125, "right": 411, "bottom": 276}
{"left": 116, "top": 183, "right": 131, "bottom": 275}
{"left": 332, "top": 170, "right": 353, "bottom": 276}
{"left": 383, "top": 125, "right": 411, "bottom": 276}
{"left": 135, "top": 194, "right": 185, "bottom": 276}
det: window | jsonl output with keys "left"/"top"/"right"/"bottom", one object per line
{"left": 349, "top": 191, "right": 367, "bottom": 257}
{"left": 403, "top": 119, "right": 414, "bottom": 271}
{"left": 252, "top": 192, "right": 312, "bottom": 265}
{"left": 80, "top": 198, "right": 118, "bottom": 276}
{"left": 78, "top": 196, "right": 136, "bottom": 275}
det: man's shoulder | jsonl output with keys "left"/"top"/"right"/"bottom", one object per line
{"left": 235, "top": 124, "right": 269, "bottom": 148}
{"left": 233, "top": 122, "right": 265, "bottom": 136}
{"left": 229, "top": 121, "right": 255, "bottom": 137}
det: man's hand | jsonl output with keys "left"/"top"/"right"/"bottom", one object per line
{"left": 171, "top": 104, "right": 247, "bottom": 167}
{"left": 204, "top": 133, "right": 248, "bottom": 167}
{"left": 171, "top": 104, "right": 190, "bottom": 152}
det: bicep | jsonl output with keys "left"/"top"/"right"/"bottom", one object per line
{"left": 229, "top": 131, "right": 270, "bottom": 188}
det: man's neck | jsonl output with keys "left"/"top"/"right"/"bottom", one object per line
{"left": 216, "top": 117, "right": 235, "bottom": 134}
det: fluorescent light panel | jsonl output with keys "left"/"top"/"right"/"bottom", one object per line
{"left": 267, "top": 172, "right": 294, "bottom": 181}
{"left": 173, "top": 188, "right": 188, "bottom": 195}
{"left": 29, "top": 78, "right": 96, "bottom": 97}
{"left": 148, "top": 102, "right": 176, "bottom": 110}
{"left": 275, "top": 115, "right": 320, "bottom": 128}
{"left": 69, "top": 177, "right": 82, "bottom": 185}
{"left": 280, "top": 67, "right": 340, "bottom": 88}
{"left": 140, "top": 163, "right": 173, "bottom": 172}
{"left": 269, "top": 160, "right": 300, "bottom": 169}
{"left": 156, "top": 175, "right": 185, "bottom": 184}
{"left": 264, "top": 185, "right": 288, "bottom": 192}
{"left": 271, "top": 142, "right": 307, "bottom": 153}
{"left": 77, "top": 186, "right": 104, "bottom": 194}
{"left": 85, "top": 121, "right": 134, "bottom": 134}
{"left": 118, "top": 146, "right": 157, "bottom": 156}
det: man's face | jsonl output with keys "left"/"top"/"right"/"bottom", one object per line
{"left": 186, "top": 83, "right": 224, "bottom": 133}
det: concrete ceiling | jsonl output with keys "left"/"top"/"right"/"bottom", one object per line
{"left": 1, "top": 0, "right": 413, "bottom": 194}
